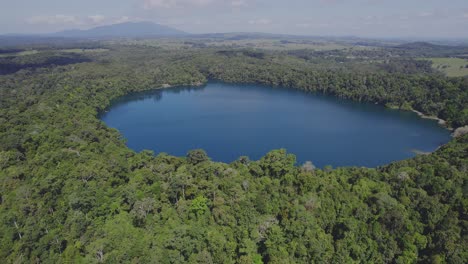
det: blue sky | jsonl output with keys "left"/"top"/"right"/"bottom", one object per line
{"left": 1, "top": 0, "right": 467, "bottom": 38}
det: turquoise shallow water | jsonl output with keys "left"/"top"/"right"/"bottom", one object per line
{"left": 100, "top": 82, "right": 451, "bottom": 168}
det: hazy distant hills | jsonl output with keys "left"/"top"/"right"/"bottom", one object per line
{"left": 54, "top": 22, "right": 188, "bottom": 38}
{"left": 1, "top": 22, "right": 467, "bottom": 46}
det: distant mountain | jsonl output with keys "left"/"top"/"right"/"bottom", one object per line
{"left": 394, "top": 41, "right": 467, "bottom": 50}
{"left": 54, "top": 22, "right": 187, "bottom": 38}
{"left": 395, "top": 41, "right": 445, "bottom": 49}
{"left": 390, "top": 41, "right": 468, "bottom": 57}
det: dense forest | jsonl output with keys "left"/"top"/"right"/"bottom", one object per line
{"left": 0, "top": 41, "right": 467, "bottom": 263}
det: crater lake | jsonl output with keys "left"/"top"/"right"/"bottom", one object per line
{"left": 100, "top": 82, "right": 451, "bottom": 167}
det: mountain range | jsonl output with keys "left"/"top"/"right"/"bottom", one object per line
{"left": 53, "top": 21, "right": 187, "bottom": 38}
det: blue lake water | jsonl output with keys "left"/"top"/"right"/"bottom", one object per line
{"left": 100, "top": 82, "right": 451, "bottom": 167}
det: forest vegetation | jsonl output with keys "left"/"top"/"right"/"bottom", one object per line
{"left": 0, "top": 38, "right": 467, "bottom": 263}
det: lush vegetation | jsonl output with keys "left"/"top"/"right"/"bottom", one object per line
{"left": 0, "top": 40, "right": 467, "bottom": 263}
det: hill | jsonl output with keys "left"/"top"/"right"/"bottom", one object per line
{"left": 55, "top": 21, "right": 187, "bottom": 38}
{"left": 391, "top": 41, "right": 468, "bottom": 57}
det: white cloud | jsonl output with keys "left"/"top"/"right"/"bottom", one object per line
{"left": 248, "top": 18, "right": 271, "bottom": 25}
{"left": 142, "top": 0, "right": 250, "bottom": 9}
{"left": 88, "top": 15, "right": 106, "bottom": 24}
{"left": 27, "top": 15, "right": 81, "bottom": 25}
{"left": 143, "top": 0, "right": 176, "bottom": 8}
{"left": 26, "top": 14, "right": 143, "bottom": 29}
{"left": 143, "top": 0, "right": 214, "bottom": 9}
{"left": 114, "top": 16, "right": 132, "bottom": 23}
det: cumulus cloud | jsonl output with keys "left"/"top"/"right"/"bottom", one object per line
{"left": 142, "top": 0, "right": 250, "bottom": 9}
{"left": 27, "top": 15, "right": 81, "bottom": 25}
{"left": 27, "top": 14, "right": 111, "bottom": 26}
{"left": 143, "top": 0, "right": 176, "bottom": 8}
{"left": 88, "top": 15, "right": 106, "bottom": 24}
{"left": 26, "top": 14, "right": 144, "bottom": 29}
{"left": 414, "top": 10, "right": 450, "bottom": 20}
{"left": 114, "top": 16, "right": 133, "bottom": 23}
{"left": 143, "top": 0, "right": 215, "bottom": 9}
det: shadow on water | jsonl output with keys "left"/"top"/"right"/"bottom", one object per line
{"left": 99, "top": 85, "right": 207, "bottom": 118}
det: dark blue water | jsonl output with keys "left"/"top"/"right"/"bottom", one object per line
{"left": 100, "top": 82, "right": 451, "bottom": 167}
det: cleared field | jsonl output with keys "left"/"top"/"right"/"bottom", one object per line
{"left": 203, "top": 39, "right": 353, "bottom": 51}
{"left": 0, "top": 50, "right": 39, "bottom": 58}
{"left": 0, "top": 48, "right": 108, "bottom": 58}
{"left": 428, "top": 57, "right": 468, "bottom": 77}
{"left": 59, "top": 48, "right": 109, "bottom": 53}
{"left": 116, "top": 38, "right": 377, "bottom": 51}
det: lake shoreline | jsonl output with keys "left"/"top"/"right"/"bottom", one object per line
{"left": 384, "top": 104, "right": 452, "bottom": 131}
{"left": 410, "top": 109, "right": 452, "bottom": 130}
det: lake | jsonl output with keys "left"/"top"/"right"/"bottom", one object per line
{"left": 100, "top": 82, "right": 451, "bottom": 167}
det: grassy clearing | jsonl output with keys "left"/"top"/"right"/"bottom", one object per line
{"left": 116, "top": 38, "right": 377, "bottom": 51}
{"left": 204, "top": 39, "right": 353, "bottom": 51}
{"left": 0, "top": 50, "right": 39, "bottom": 58}
{"left": 426, "top": 57, "right": 468, "bottom": 77}
{"left": 59, "top": 48, "right": 109, "bottom": 53}
{"left": 0, "top": 48, "right": 108, "bottom": 58}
